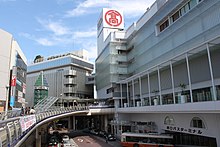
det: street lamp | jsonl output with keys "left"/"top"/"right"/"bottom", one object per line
{"left": 60, "top": 93, "right": 63, "bottom": 108}
{"left": 4, "top": 85, "right": 10, "bottom": 119}
{"left": 5, "top": 85, "right": 10, "bottom": 112}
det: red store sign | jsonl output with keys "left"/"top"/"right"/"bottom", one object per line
{"left": 11, "top": 75, "right": 16, "bottom": 86}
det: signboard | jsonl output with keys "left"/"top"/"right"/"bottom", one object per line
{"left": 99, "top": 8, "right": 124, "bottom": 30}
{"left": 18, "top": 97, "right": 25, "bottom": 103}
{"left": 10, "top": 67, "right": 17, "bottom": 105}
{"left": 18, "top": 91, "right": 25, "bottom": 103}
{"left": 10, "top": 96, "right": 15, "bottom": 107}
{"left": 23, "top": 83, "right": 26, "bottom": 94}
{"left": 19, "top": 115, "right": 36, "bottom": 132}
{"left": 11, "top": 75, "right": 16, "bottom": 87}
{"left": 165, "top": 125, "right": 203, "bottom": 135}
{"left": 105, "top": 10, "right": 123, "bottom": 27}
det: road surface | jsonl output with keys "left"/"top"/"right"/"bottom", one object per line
{"left": 72, "top": 133, "right": 121, "bottom": 147}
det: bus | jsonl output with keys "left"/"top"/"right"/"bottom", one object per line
{"left": 121, "top": 132, "right": 174, "bottom": 147}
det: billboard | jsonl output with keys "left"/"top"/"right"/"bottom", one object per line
{"left": 19, "top": 115, "right": 36, "bottom": 132}
{"left": 98, "top": 8, "right": 124, "bottom": 32}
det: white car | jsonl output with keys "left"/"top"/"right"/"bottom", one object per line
{"left": 62, "top": 135, "right": 72, "bottom": 147}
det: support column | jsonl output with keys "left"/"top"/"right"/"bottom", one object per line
{"left": 36, "top": 128, "right": 41, "bottom": 147}
{"left": 127, "top": 82, "right": 129, "bottom": 107}
{"left": 104, "top": 115, "right": 108, "bottom": 132}
{"left": 170, "top": 61, "right": 176, "bottom": 104}
{"left": 72, "top": 116, "right": 76, "bottom": 130}
{"left": 132, "top": 80, "right": 135, "bottom": 107}
{"left": 120, "top": 83, "right": 123, "bottom": 108}
{"left": 68, "top": 116, "right": 72, "bottom": 130}
{"left": 157, "top": 66, "right": 162, "bottom": 105}
{"left": 148, "top": 73, "right": 151, "bottom": 106}
{"left": 139, "top": 77, "right": 143, "bottom": 106}
{"left": 206, "top": 43, "right": 217, "bottom": 101}
{"left": 186, "top": 53, "right": 193, "bottom": 102}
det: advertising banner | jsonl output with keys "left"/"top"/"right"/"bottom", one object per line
{"left": 19, "top": 115, "right": 36, "bottom": 132}
{"left": 22, "top": 83, "right": 26, "bottom": 94}
{"left": 11, "top": 75, "right": 16, "bottom": 87}
{"left": 10, "top": 96, "right": 15, "bottom": 107}
{"left": 10, "top": 66, "right": 17, "bottom": 107}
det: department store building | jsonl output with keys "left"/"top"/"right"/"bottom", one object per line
{"left": 96, "top": 0, "right": 220, "bottom": 146}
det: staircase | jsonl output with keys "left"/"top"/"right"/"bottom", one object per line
{"left": 34, "top": 96, "right": 59, "bottom": 112}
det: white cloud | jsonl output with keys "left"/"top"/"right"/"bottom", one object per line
{"left": 65, "top": 0, "right": 109, "bottom": 17}
{"left": 36, "top": 38, "right": 55, "bottom": 46}
{"left": 109, "top": 0, "right": 156, "bottom": 18}
{"left": 19, "top": 32, "right": 56, "bottom": 46}
{"left": 37, "top": 18, "right": 71, "bottom": 36}
{"left": 81, "top": 40, "right": 97, "bottom": 61}
{"left": 65, "top": 0, "right": 156, "bottom": 18}
{"left": 74, "top": 29, "right": 97, "bottom": 38}
{"left": 20, "top": 26, "right": 97, "bottom": 49}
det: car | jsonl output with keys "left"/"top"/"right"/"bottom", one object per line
{"left": 106, "top": 134, "right": 116, "bottom": 141}
{"left": 63, "top": 141, "right": 72, "bottom": 147}
{"left": 48, "top": 136, "right": 59, "bottom": 147}
{"left": 90, "top": 129, "right": 99, "bottom": 135}
{"left": 99, "top": 130, "right": 107, "bottom": 137}
{"left": 62, "top": 135, "right": 72, "bottom": 147}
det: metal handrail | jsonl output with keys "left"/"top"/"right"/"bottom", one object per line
{"left": 0, "top": 105, "right": 89, "bottom": 147}
{"left": 0, "top": 110, "right": 22, "bottom": 121}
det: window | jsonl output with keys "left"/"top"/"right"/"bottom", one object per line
{"left": 164, "top": 116, "right": 175, "bottom": 125}
{"left": 88, "top": 77, "right": 94, "bottom": 81}
{"left": 158, "top": 0, "right": 200, "bottom": 33}
{"left": 190, "top": 117, "right": 205, "bottom": 128}
{"left": 159, "top": 19, "right": 169, "bottom": 32}
{"left": 65, "top": 75, "right": 74, "bottom": 78}
{"left": 171, "top": 11, "right": 180, "bottom": 22}
{"left": 190, "top": 0, "right": 197, "bottom": 8}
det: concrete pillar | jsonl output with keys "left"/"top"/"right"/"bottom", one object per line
{"left": 120, "top": 83, "right": 123, "bottom": 108}
{"left": 72, "top": 116, "right": 76, "bottom": 130}
{"left": 206, "top": 43, "right": 217, "bottom": 101}
{"left": 36, "top": 128, "right": 41, "bottom": 147}
{"left": 185, "top": 53, "right": 193, "bottom": 102}
{"left": 147, "top": 73, "right": 151, "bottom": 106}
{"left": 68, "top": 116, "right": 71, "bottom": 130}
{"left": 170, "top": 61, "right": 176, "bottom": 104}
{"left": 104, "top": 115, "right": 108, "bottom": 132}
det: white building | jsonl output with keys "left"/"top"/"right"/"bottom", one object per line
{"left": 96, "top": 0, "right": 220, "bottom": 146}
{"left": 0, "top": 29, "right": 27, "bottom": 111}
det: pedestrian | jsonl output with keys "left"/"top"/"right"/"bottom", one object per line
{"left": 25, "top": 107, "right": 30, "bottom": 115}
{"left": 20, "top": 107, "right": 24, "bottom": 116}
{"left": 30, "top": 107, "right": 35, "bottom": 114}
{"left": 105, "top": 135, "right": 108, "bottom": 143}
{"left": 28, "top": 107, "right": 31, "bottom": 114}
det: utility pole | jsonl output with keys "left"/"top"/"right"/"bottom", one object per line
{"left": 5, "top": 85, "right": 10, "bottom": 119}
{"left": 5, "top": 85, "right": 10, "bottom": 111}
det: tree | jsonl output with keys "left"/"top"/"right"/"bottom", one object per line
{"left": 34, "top": 55, "right": 44, "bottom": 63}
{"left": 179, "top": 83, "right": 186, "bottom": 95}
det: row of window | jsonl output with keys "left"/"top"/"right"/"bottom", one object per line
{"left": 159, "top": 0, "right": 202, "bottom": 32}
{"left": 164, "top": 116, "right": 205, "bottom": 129}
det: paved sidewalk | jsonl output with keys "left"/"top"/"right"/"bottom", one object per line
{"left": 70, "top": 138, "right": 79, "bottom": 147}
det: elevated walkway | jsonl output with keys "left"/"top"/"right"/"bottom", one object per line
{"left": 0, "top": 97, "right": 115, "bottom": 147}
{"left": 0, "top": 106, "right": 89, "bottom": 147}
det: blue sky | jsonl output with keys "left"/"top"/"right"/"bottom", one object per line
{"left": 0, "top": 0, "right": 155, "bottom": 63}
